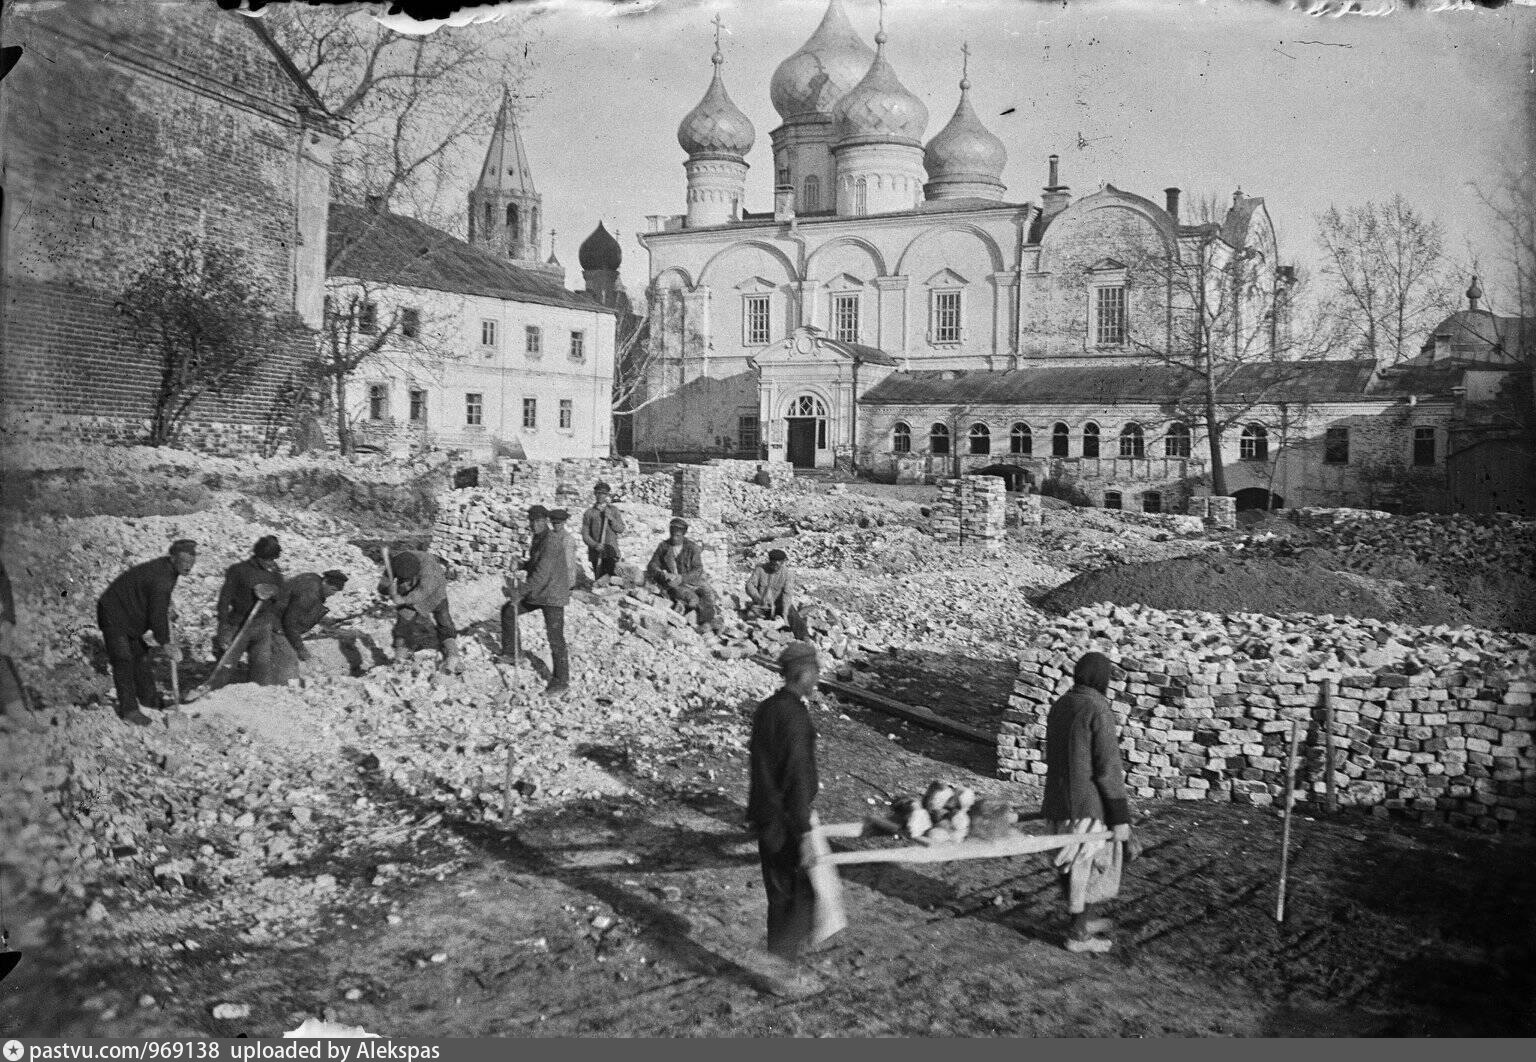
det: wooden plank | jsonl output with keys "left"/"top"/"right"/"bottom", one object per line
{"left": 817, "top": 829, "right": 1114, "bottom": 868}
{"left": 750, "top": 653, "right": 994, "bottom": 746}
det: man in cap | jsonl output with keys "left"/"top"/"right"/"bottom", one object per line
{"left": 270, "top": 569, "right": 348, "bottom": 682}
{"left": 1042, "top": 650, "right": 1139, "bottom": 954}
{"left": 744, "top": 549, "right": 810, "bottom": 641}
{"left": 96, "top": 539, "right": 197, "bottom": 725}
{"left": 214, "top": 535, "right": 285, "bottom": 685}
{"left": 645, "top": 517, "right": 721, "bottom": 633}
{"left": 501, "top": 504, "right": 572, "bottom": 695}
{"left": 748, "top": 640, "right": 823, "bottom": 979}
{"left": 548, "top": 509, "right": 585, "bottom": 590}
{"left": 580, "top": 482, "right": 626, "bottom": 584}
{"left": 378, "top": 549, "right": 460, "bottom": 673}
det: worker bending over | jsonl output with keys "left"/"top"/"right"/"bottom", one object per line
{"left": 270, "top": 569, "right": 348, "bottom": 683}
{"left": 379, "top": 550, "right": 460, "bottom": 674}
{"left": 96, "top": 539, "right": 196, "bottom": 725}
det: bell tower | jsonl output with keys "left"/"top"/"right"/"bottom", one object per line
{"left": 468, "top": 89, "right": 545, "bottom": 269}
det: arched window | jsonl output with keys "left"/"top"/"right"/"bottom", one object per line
{"left": 789, "top": 394, "right": 829, "bottom": 449}
{"left": 1119, "top": 423, "right": 1145, "bottom": 458}
{"left": 1240, "top": 423, "right": 1269, "bottom": 461}
{"left": 855, "top": 178, "right": 868, "bottom": 216}
{"left": 1010, "top": 423, "right": 1032, "bottom": 456}
{"left": 1142, "top": 491, "right": 1162, "bottom": 514}
{"left": 1051, "top": 422, "right": 1070, "bottom": 458}
{"left": 506, "top": 204, "right": 519, "bottom": 229}
{"left": 969, "top": 423, "right": 991, "bottom": 455}
{"left": 803, "top": 175, "right": 821, "bottom": 213}
{"left": 929, "top": 422, "right": 950, "bottom": 455}
{"left": 1103, "top": 490, "right": 1122, "bottom": 510}
{"left": 893, "top": 422, "right": 911, "bottom": 454}
{"left": 1082, "top": 422, "right": 1100, "bottom": 459}
{"left": 1164, "top": 422, "right": 1191, "bottom": 458}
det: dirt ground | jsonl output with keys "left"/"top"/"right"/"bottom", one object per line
{"left": 6, "top": 701, "right": 1533, "bottom": 1038}
{"left": 3, "top": 462, "right": 1534, "bottom": 1038}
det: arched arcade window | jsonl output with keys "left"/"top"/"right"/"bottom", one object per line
{"left": 1082, "top": 422, "right": 1100, "bottom": 459}
{"left": 1240, "top": 424, "right": 1269, "bottom": 461}
{"left": 929, "top": 423, "right": 950, "bottom": 455}
{"left": 1010, "top": 423, "right": 1032, "bottom": 456}
{"left": 1164, "top": 422, "right": 1191, "bottom": 458}
{"left": 893, "top": 422, "right": 911, "bottom": 453}
{"left": 1051, "top": 422, "right": 1070, "bottom": 458}
{"left": 1119, "top": 423, "right": 1145, "bottom": 458}
{"left": 969, "top": 423, "right": 991, "bottom": 455}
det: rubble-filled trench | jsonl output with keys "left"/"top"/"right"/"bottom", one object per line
{"left": 1, "top": 447, "right": 1533, "bottom": 1037}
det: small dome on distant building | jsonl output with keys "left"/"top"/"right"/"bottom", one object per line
{"left": 924, "top": 56, "right": 1006, "bottom": 194}
{"left": 831, "top": 27, "right": 927, "bottom": 149}
{"left": 677, "top": 45, "right": 755, "bottom": 158}
{"left": 769, "top": 0, "right": 875, "bottom": 122}
{"left": 578, "top": 222, "right": 622, "bottom": 272}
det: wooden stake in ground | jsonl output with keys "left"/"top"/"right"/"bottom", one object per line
{"left": 502, "top": 747, "right": 515, "bottom": 824}
{"left": 1322, "top": 679, "right": 1338, "bottom": 816}
{"left": 167, "top": 618, "right": 181, "bottom": 706}
{"left": 1275, "top": 716, "right": 1304, "bottom": 923}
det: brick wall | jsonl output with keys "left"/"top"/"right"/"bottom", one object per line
{"left": 0, "top": 3, "right": 335, "bottom": 451}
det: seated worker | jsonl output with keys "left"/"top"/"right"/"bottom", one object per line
{"left": 645, "top": 518, "right": 722, "bottom": 633}
{"left": 378, "top": 550, "right": 460, "bottom": 673}
{"left": 744, "top": 549, "right": 810, "bottom": 641}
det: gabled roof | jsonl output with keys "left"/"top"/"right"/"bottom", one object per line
{"left": 859, "top": 359, "right": 1381, "bottom": 407}
{"left": 327, "top": 204, "right": 614, "bottom": 315}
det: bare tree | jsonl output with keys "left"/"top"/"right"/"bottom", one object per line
{"left": 1315, "top": 194, "right": 1459, "bottom": 364}
{"left": 320, "top": 279, "right": 465, "bottom": 454}
{"left": 118, "top": 238, "right": 276, "bottom": 447}
{"left": 267, "top": 6, "right": 534, "bottom": 229}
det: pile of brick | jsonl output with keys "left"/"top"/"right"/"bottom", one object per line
{"left": 1000, "top": 602, "right": 1536, "bottom": 832}
{"left": 1186, "top": 495, "right": 1237, "bottom": 530}
{"left": 1301, "top": 511, "right": 1536, "bottom": 579}
{"left": 928, "top": 476, "right": 1005, "bottom": 546}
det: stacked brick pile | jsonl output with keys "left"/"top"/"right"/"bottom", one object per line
{"left": 671, "top": 466, "right": 727, "bottom": 521}
{"left": 1186, "top": 495, "right": 1237, "bottom": 529}
{"left": 1296, "top": 510, "right": 1536, "bottom": 578}
{"left": 999, "top": 602, "right": 1536, "bottom": 832}
{"left": 928, "top": 476, "right": 1005, "bottom": 546}
{"left": 1289, "top": 506, "right": 1393, "bottom": 529}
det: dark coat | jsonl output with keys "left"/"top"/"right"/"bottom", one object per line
{"left": 278, "top": 572, "right": 329, "bottom": 656}
{"left": 646, "top": 538, "right": 707, "bottom": 589}
{"left": 522, "top": 528, "right": 573, "bottom": 608}
{"left": 580, "top": 504, "right": 625, "bottom": 551}
{"left": 747, "top": 687, "right": 819, "bottom": 849}
{"left": 217, "top": 558, "right": 285, "bottom": 632}
{"left": 97, "top": 556, "right": 179, "bottom": 645}
{"left": 1041, "top": 684, "right": 1131, "bottom": 827}
{"left": 0, "top": 558, "right": 13, "bottom": 627}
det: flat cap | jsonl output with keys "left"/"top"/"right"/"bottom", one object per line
{"left": 767, "top": 549, "right": 788, "bottom": 563}
{"left": 669, "top": 518, "right": 689, "bottom": 532}
{"left": 778, "top": 640, "right": 820, "bottom": 672}
{"left": 548, "top": 508, "right": 571, "bottom": 523}
{"left": 169, "top": 539, "right": 198, "bottom": 556}
{"left": 527, "top": 504, "right": 550, "bottom": 521}
{"left": 322, "top": 569, "right": 349, "bottom": 586}
{"left": 594, "top": 481, "right": 612, "bottom": 494}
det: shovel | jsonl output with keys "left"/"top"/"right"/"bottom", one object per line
{"left": 182, "top": 600, "right": 266, "bottom": 704}
{"left": 168, "top": 618, "right": 181, "bottom": 706}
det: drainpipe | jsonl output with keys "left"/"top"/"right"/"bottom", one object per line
{"left": 850, "top": 356, "right": 861, "bottom": 475}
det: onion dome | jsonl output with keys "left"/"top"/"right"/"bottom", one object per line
{"left": 831, "top": 27, "right": 928, "bottom": 148}
{"left": 578, "top": 222, "right": 622, "bottom": 272}
{"left": 677, "top": 45, "right": 755, "bottom": 158}
{"left": 924, "top": 65, "right": 1006, "bottom": 184}
{"left": 769, "top": 0, "right": 876, "bottom": 121}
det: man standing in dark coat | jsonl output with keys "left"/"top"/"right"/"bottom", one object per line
{"left": 214, "top": 535, "right": 285, "bottom": 685}
{"left": 580, "top": 481, "right": 625, "bottom": 583}
{"left": 96, "top": 539, "right": 196, "bottom": 725}
{"left": 748, "top": 640, "right": 822, "bottom": 970}
{"left": 500, "top": 505, "right": 572, "bottom": 696}
{"left": 1042, "top": 650, "right": 1138, "bottom": 953}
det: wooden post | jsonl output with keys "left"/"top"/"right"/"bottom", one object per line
{"left": 501, "top": 748, "right": 515, "bottom": 824}
{"left": 1275, "top": 717, "right": 1303, "bottom": 923}
{"left": 1322, "top": 679, "right": 1338, "bottom": 817}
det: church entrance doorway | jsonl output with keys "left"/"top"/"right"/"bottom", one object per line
{"left": 786, "top": 419, "right": 818, "bottom": 468}
{"left": 784, "top": 394, "right": 828, "bottom": 469}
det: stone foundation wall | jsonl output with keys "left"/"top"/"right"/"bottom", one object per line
{"left": 999, "top": 603, "right": 1536, "bottom": 832}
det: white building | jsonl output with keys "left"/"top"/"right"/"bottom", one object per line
{"left": 325, "top": 100, "right": 617, "bottom": 460}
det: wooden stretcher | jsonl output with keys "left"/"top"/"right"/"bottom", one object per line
{"left": 802, "top": 817, "right": 1113, "bottom": 947}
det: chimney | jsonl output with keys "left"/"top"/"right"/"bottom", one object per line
{"left": 1041, "top": 155, "right": 1071, "bottom": 222}
{"left": 1467, "top": 275, "right": 1483, "bottom": 312}
{"left": 1164, "top": 187, "right": 1181, "bottom": 222}
{"left": 774, "top": 186, "right": 796, "bottom": 223}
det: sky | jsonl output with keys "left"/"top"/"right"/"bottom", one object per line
{"left": 378, "top": 0, "right": 1534, "bottom": 306}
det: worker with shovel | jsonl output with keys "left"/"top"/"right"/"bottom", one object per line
{"left": 379, "top": 550, "right": 461, "bottom": 674}
{"left": 747, "top": 640, "right": 824, "bottom": 993}
{"left": 499, "top": 505, "right": 572, "bottom": 696}
{"left": 1042, "top": 650, "right": 1140, "bottom": 954}
{"left": 270, "top": 569, "right": 349, "bottom": 684}
{"left": 96, "top": 539, "right": 196, "bottom": 726}
{"left": 214, "top": 535, "right": 285, "bottom": 686}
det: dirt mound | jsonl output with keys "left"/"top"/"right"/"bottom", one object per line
{"left": 1038, "top": 555, "right": 1471, "bottom": 626}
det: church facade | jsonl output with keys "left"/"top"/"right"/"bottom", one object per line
{"left": 633, "top": 0, "right": 1469, "bottom": 513}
